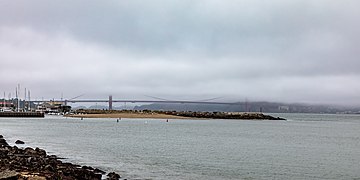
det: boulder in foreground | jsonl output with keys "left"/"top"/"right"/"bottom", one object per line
{"left": 15, "top": 140, "right": 25, "bottom": 144}
{"left": 0, "top": 135, "right": 121, "bottom": 180}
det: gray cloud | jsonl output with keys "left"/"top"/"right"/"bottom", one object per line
{"left": 1, "top": 0, "right": 360, "bottom": 105}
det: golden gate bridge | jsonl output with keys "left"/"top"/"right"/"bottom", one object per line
{"left": 29, "top": 95, "right": 242, "bottom": 110}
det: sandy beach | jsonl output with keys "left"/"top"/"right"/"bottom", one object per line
{"left": 66, "top": 112, "right": 188, "bottom": 119}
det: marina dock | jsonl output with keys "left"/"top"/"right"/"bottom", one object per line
{"left": 0, "top": 112, "right": 44, "bottom": 118}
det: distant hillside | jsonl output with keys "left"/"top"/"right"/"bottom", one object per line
{"left": 133, "top": 102, "right": 360, "bottom": 114}
{"left": 71, "top": 101, "right": 360, "bottom": 114}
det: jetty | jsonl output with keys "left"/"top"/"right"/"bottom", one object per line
{"left": 68, "top": 109, "right": 286, "bottom": 120}
{"left": 163, "top": 111, "right": 286, "bottom": 120}
{"left": 0, "top": 112, "right": 44, "bottom": 118}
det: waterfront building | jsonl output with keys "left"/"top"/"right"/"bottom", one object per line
{"left": 36, "top": 101, "right": 71, "bottom": 114}
{"left": 0, "top": 101, "right": 15, "bottom": 112}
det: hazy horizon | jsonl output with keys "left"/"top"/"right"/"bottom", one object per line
{"left": 1, "top": 0, "right": 360, "bottom": 106}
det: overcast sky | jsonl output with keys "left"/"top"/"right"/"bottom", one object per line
{"left": 1, "top": 0, "right": 360, "bottom": 105}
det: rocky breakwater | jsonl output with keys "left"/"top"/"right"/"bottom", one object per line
{"left": 0, "top": 135, "right": 121, "bottom": 180}
{"left": 164, "top": 111, "right": 286, "bottom": 120}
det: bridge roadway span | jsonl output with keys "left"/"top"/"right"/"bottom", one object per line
{"left": 30, "top": 99, "right": 242, "bottom": 110}
{"left": 30, "top": 99, "right": 240, "bottom": 105}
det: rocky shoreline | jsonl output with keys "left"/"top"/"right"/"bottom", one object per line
{"left": 163, "top": 111, "right": 286, "bottom": 120}
{"left": 0, "top": 135, "right": 121, "bottom": 180}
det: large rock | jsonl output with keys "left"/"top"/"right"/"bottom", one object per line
{"left": 0, "top": 138, "right": 9, "bottom": 147}
{"left": 24, "top": 147, "right": 36, "bottom": 154}
{"left": 15, "top": 140, "right": 25, "bottom": 144}
{"left": 0, "top": 170, "right": 19, "bottom": 180}
{"left": 107, "top": 172, "right": 121, "bottom": 180}
{"left": 35, "top": 147, "right": 47, "bottom": 156}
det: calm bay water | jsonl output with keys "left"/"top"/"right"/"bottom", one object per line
{"left": 1, "top": 113, "right": 360, "bottom": 179}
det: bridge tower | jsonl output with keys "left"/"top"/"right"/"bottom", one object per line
{"left": 109, "top": 95, "right": 113, "bottom": 110}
